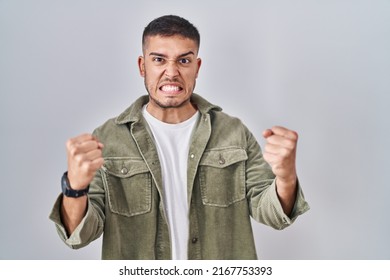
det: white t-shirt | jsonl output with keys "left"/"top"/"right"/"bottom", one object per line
{"left": 142, "top": 105, "right": 199, "bottom": 260}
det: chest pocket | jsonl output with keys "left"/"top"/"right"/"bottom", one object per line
{"left": 199, "top": 148, "right": 248, "bottom": 207}
{"left": 102, "top": 157, "right": 152, "bottom": 217}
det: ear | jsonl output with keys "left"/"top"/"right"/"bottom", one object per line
{"left": 138, "top": 56, "right": 145, "bottom": 77}
{"left": 195, "top": 58, "right": 202, "bottom": 78}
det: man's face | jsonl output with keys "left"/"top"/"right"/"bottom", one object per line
{"left": 138, "top": 35, "right": 201, "bottom": 111}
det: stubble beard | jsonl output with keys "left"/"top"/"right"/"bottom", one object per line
{"left": 149, "top": 94, "right": 191, "bottom": 109}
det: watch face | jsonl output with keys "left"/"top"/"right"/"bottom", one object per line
{"left": 61, "top": 172, "right": 70, "bottom": 193}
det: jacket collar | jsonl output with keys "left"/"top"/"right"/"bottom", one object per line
{"left": 115, "top": 93, "right": 222, "bottom": 125}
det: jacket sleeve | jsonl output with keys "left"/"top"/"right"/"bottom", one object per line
{"left": 48, "top": 168, "right": 106, "bottom": 249}
{"left": 244, "top": 128, "right": 310, "bottom": 230}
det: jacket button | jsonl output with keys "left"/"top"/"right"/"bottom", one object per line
{"left": 192, "top": 237, "right": 198, "bottom": 244}
{"left": 190, "top": 154, "right": 195, "bottom": 159}
{"left": 121, "top": 167, "right": 128, "bottom": 174}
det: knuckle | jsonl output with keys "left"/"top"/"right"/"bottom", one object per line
{"left": 97, "top": 150, "right": 103, "bottom": 157}
{"left": 80, "top": 162, "right": 93, "bottom": 174}
{"left": 86, "top": 162, "right": 100, "bottom": 174}
{"left": 68, "top": 146, "right": 78, "bottom": 157}
{"left": 74, "top": 153, "right": 86, "bottom": 164}
{"left": 280, "top": 148, "right": 290, "bottom": 158}
{"left": 290, "top": 130, "right": 298, "bottom": 141}
{"left": 85, "top": 163, "right": 94, "bottom": 173}
{"left": 95, "top": 161, "right": 104, "bottom": 170}
{"left": 66, "top": 139, "right": 75, "bottom": 150}
{"left": 285, "top": 139, "right": 296, "bottom": 150}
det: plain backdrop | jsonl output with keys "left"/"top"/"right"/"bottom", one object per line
{"left": 1, "top": 0, "right": 389, "bottom": 259}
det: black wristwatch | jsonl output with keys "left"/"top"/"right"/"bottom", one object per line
{"left": 61, "top": 171, "right": 89, "bottom": 198}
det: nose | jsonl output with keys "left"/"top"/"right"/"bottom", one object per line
{"left": 164, "top": 60, "right": 179, "bottom": 77}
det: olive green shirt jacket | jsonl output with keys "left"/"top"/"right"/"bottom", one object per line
{"left": 50, "top": 94, "right": 310, "bottom": 259}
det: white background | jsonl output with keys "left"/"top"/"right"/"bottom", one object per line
{"left": 1, "top": 0, "right": 389, "bottom": 259}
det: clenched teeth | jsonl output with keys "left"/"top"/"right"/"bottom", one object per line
{"left": 160, "top": 85, "right": 182, "bottom": 92}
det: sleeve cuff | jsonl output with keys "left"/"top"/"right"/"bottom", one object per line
{"left": 48, "top": 194, "right": 95, "bottom": 248}
{"left": 268, "top": 178, "right": 310, "bottom": 226}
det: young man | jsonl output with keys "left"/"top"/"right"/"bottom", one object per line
{"left": 50, "top": 15, "right": 309, "bottom": 259}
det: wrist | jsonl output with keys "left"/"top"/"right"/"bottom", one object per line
{"left": 275, "top": 175, "right": 297, "bottom": 194}
{"left": 61, "top": 171, "right": 89, "bottom": 198}
{"left": 277, "top": 176, "right": 297, "bottom": 185}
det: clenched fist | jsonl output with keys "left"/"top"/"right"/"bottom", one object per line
{"left": 262, "top": 126, "right": 298, "bottom": 215}
{"left": 262, "top": 126, "right": 298, "bottom": 184}
{"left": 66, "top": 133, "right": 104, "bottom": 190}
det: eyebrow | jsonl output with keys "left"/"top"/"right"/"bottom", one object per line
{"left": 148, "top": 51, "right": 195, "bottom": 58}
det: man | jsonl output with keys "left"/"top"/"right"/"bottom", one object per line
{"left": 50, "top": 15, "right": 309, "bottom": 260}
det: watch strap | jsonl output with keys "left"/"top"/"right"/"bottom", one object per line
{"left": 61, "top": 171, "right": 89, "bottom": 198}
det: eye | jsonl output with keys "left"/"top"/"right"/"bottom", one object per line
{"left": 179, "top": 58, "right": 191, "bottom": 64}
{"left": 152, "top": 57, "right": 164, "bottom": 63}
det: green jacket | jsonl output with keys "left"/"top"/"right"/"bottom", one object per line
{"left": 50, "top": 94, "right": 309, "bottom": 259}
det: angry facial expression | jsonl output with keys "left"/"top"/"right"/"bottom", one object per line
{"left": 138, "top": 35, "right": 201, "bottom": 113}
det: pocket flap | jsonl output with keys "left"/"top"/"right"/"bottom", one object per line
{"left": 200, "top": 148, "right": 248, "bottom": 168}
{"left": 103, "top": 157, "right": 149, "bottom": 178}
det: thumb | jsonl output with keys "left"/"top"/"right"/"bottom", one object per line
{"left": 262, "top": 129, "right": 274, "bottom": 139}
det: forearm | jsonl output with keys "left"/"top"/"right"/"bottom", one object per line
{"left": 61, "top": 196, "right": 88, "bottom": 236}
{"left": 275, "top": 176, "right": 297, "bottom": 217}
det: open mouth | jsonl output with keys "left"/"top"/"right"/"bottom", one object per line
{"left": 159, "top": 84, "right": 183, "bottom": 94}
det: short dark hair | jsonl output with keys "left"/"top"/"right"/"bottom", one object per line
{"left": 142, "top": 15, "right": 200, "bottom": 50}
